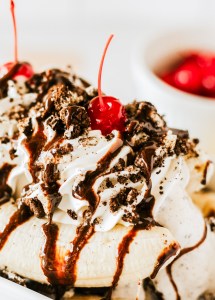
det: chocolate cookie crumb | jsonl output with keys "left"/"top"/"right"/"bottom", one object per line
{"left": 67, "top": 209, "right": 78, "bottom": 220}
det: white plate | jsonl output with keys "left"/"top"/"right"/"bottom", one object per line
{"left": 0, "top": 277, "right": 49, "bottom": 300}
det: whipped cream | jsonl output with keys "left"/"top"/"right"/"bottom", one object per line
{"left": 0, "top": 74, "right": 212, "bottom": 233}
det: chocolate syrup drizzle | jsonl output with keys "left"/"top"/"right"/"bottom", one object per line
{"left": 0, "top": 163, "right": 15, "bottom": 205}
{"left": 150, "top": 242, "right": 180, "bottom": 279}
{"left": 201, "top": 160, "right": 211, "bottom": 185}
{"left": 0, "top": 204, "right": 32, "bottom": 251}
{"left": 41, "top": 222, "right": 95, "bottom": 287}
{"left": 112, "top": 227, "right": 138, "bottom": 288}
{"left": 166, "top": 224, "right": 207, "bottom": 300}
{"left": 74, "top": 144, "right": 123, "bottom": 210}
{"left": 64, "top": 225, "right": 94, "bottom": 285}
{"left": 0, "top": 162, "right": 31, "bottom": 257}
{"left": 41, "top": 143, "right": 123, "bottom": 287}
{"left": 40, "top": 134, "right": 159, "bottom": 295}
{"left": 103, "top": 225, "right": 144, "bottom": 300}
{"left": 41, "top": 223, "right": 60, "bottom": 285}
{"left": 23, "top": 122, "right": 47, "bottom": 183}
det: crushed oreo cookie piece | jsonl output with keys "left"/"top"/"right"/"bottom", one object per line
{"left": 7, "top": 105, "right": 28, "bottom": 121}
{"left": 208, "top": 216, "right": 215, "bottom": 232}
{"left": 46, "top": 114, "right": 64, "bottom": 134}
{"left": 9, "top": 148, "right": 17, "bottom": 160}
{"left": 67, "top": 209, "right": 78, "bottom": 220}
{"left": 60, "top": 105, "right": 90, "bottom": 131}
{"left": 125, "top": 101, "right": 166, "bottom": 129}
{"left": 105, "top": 178, "right": 114, "bottom": 188}
{"left": 172, "top": 128, "right": 198, "bottom": 157}
{"left": 110, "top": 188, "right": 138, "bottom": 213}
{"left": 18, "top": 117, "right": 33, "bottom": 137}
{"left": 23, "top": 197, "right": 45, "bottom": 218}
{"left": 111, "top": 158, "right": 125, "bottom": 172}
{"left": 0, "top": 137, "right": 10, "bottom": 144}
{"left": 43, "top": 163, "right": 60, "bottom": 186}
{"left": 46, "top": 84, "right": 74, "bottom": 112}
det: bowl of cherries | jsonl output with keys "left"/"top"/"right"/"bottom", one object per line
{"left": 132, "top": 28, "right": 215, "bottom": 158}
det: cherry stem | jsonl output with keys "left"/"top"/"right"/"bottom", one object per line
{"left": 10, "top": 0, "right": 18, "bottom": 63}
{"left": 98, "top": 34, "right": 114, "bottom": 111}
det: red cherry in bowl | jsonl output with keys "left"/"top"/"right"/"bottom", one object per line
{"left": 88, "top": 34, "right": 126, "bottom": 135}
{"left": 0, "top": 62, "right": 34, "bottom": 80}
{"left": 172, "top": 60, "right": 202, "bottom": 94}
{"left": 161, "top": 56, "right": 202, "bottom": 94}
{"left": 88, "top": 95, "right": 126, "bottom": 135}
{"left": 160, "top": 51, "right": 215, "bottom": 98}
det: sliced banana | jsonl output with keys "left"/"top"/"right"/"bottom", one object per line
{"left": 0, "top": 202, "right": 179, "bottom": 289}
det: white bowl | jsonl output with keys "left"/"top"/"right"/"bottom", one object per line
{"left": 132, "top": 28, "right": 215, "bottom": 157}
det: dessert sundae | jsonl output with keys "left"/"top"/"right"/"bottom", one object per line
{"left": 0, "top": 4, "right": 215, "bottom": 298}
{"left": 0, "top": 53, "right": 214, "bottom": 299}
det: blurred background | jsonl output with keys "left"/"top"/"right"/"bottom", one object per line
{"left": 0, "top": 0, "right": 214, "bottom": 101}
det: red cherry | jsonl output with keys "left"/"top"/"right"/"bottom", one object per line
{"left": 200, "top": 64, "right": 215, "bottom": 97}
{"left": 161, "top": 52, "right": 215, "bottom": 98}
{"left": 201, "top": 74, "right": 215, "bottom": 97}
{"left": 0, "top": 62, "right": 34, "bottom": 79}
{"left": 161, "top": 73, "right": 174, "bottom": 86}
{"left": 162, "top": 59, "right": 202, "bottom": 94}
{"left": 172, "top": 61, "right": 202, "bottom": 94}
{"left": 88, "top": 96, "right": 126, "bottom": 135}
{"left": 0, "top": 2, "right": 34, "bottom": 80}
{"left": 88, "top": 34, "right": 126, "bottom": 135}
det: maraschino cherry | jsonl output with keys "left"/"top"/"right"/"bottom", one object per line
{"left": 88, "top": 34, "right": 126, "bottom": 135}
{"left": 161, "top": 52, "right": 215, "bottom": 98}
{"left": 0, "top": 0, "right": 34, "bottom": 80}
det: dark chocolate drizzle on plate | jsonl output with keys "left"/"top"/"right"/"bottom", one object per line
{"left": 166, "top": 224, "right": 207, "bottom": 300}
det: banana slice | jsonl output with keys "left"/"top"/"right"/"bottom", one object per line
{"left": 0, "top": 201, "right": 179, "bottom": 289}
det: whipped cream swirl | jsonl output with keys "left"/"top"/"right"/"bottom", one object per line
{"left": 0, "top": 68, "right": 212, "bottom": 233}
